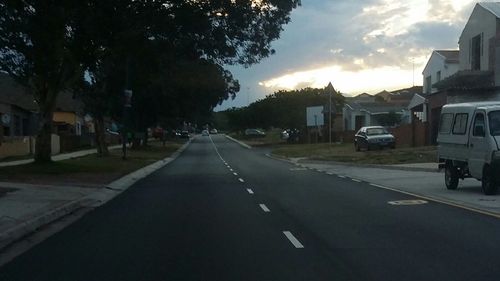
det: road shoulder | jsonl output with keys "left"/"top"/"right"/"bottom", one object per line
{"left": 267, "top": 153, "right": 500, "bottom": 219}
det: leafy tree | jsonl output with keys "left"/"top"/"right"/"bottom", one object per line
{"left": 0, "top": 1, "right": 81, "bottom": 162}
{"left": 223, "top": 85, "right": 345, "bottom": 131}
{"left": 72, "top": 0, "right": 298, "bottom": 153}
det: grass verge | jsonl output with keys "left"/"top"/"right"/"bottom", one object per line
{"left": 272, "top": 143, "right": 437, "bottom": 165}
{"left": 0, "top": 140, "right": 185, "bottom": 186}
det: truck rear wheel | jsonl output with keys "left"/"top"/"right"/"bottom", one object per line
{"left": 482, "top": 166, "right": 498, "bottom": 195}
{"left": 445, "top": 164, "right": 459, "bottom": 190}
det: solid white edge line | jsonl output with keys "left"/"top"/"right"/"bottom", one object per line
{"left": 352, "top": 179, "right": 362, "bottom": 182}
{"left": 238, "top": 178, "right": 245, "bottom": 183}
{"left": 327, "top": 172, "right": 334, "bottom": 175}
{"left": 283, "top": 231, "right": 304, "bottom": 248}
{"left": 367, "top": 183, "right": 500, "bottom": 219}
{"left": 259, "top": 204, "right": 270, "bottom": 212}
{"left": 246, "top": 188, "right": 254, "bottom": 194}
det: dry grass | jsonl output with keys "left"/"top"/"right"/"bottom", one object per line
{"left": 272, "top": 143, "right": 437, "bottom": 165}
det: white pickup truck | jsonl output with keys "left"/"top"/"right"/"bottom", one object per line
{"left": 437, "top": 102, "right": 500, "bottom": 195}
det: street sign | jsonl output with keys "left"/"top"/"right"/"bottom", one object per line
{"left": 306, "top": 106, "right": 324, "bottom": 127}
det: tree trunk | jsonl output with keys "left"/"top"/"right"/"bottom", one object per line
{"left": 34, "top": 111, "right": 54, "bottom": 163}
{"left": 143, "top": 129, "right": 148, "bottom": 146}
{"left": 94, "top": 116, "right": 109, "bottom": 157}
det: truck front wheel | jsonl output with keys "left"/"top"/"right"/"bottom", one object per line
{"left": 445, "top": 164, "right": 459, "bottom": 190}
{"left": 482, "top": 165, "right": 498, "bottom": 195}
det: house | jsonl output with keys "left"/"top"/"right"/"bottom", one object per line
{"left": 350, "top": 93, "right": 376, "bottom": 103}
{"left": 343, "top": 102, "right": 410, "bottom": 131}
{"left": 0, "top": 74, "right": 38, "bottom": 138}
{"left": 434, "top": 2, "right": 500, "bottom": 102}
{"left": 53, "top": 91, "right": 85, "bottom": 136}
{"left": 409, "top": 2, "right": 500, "bottom": 145}
{"left": 422, "top": 50, "right": 459, "bottom": 95}
{"left": 0, "top": 73, "right": 97, "bottom": 157}
{"left": 409, "top": 51, "right": 459, "bottom": 145}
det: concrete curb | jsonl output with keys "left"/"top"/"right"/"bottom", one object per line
{"left": 0, "top": 197, "right": 93, "bottom": 250}
{"left": 269, "top": 153, "right": 439, "bottom": 173}
{"left": 225, "top": 135, "right": 252, "bottom": 149}
{"left": 0, "top": 139, "right": 192, "bottom": 251}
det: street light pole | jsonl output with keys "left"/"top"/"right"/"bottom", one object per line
{"left": 329, "top": 87, "right": 332, "bottom": 145}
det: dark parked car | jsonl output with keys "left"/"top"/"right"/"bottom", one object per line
{"left": 244, "top": 129, "right": 266, "bottom": 137}
{"left": 354, "top": 126, "right": 395, "bottom": 151}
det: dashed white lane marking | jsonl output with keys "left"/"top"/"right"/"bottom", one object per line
{"left": 259, "top": 204, "right": 270, "bottom": 212}
{"left": 338, "top": 175, "right": 346, "bottom": 178}
{"left": 283, "top": 231, "right": 304, "bottom": 249}
{"left": 247, "top": 188, "right": 254, "bottom": 194}
{"left": 327, "top": 172, "right": 334, "bottom": 175}
{"left": 229, "top": 168, "right": 233, "bottom": 172}
{"left": 233, "top": 172, "right": 238, "bottom": 176}
{"left": 238, "top": 178, "right": 245, "bottom": 183}
{"left": 370, "top": 183, "right": 387, "bottom": 188}
{"left": 351, "top": 179, "right": 362, "bottom": 182}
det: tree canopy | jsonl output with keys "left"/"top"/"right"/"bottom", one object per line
{"left": 0, "top": 0, "right": 300, "bottom": 160}
{"left": 218, "top": 86, "right": 345, "bottom": 131}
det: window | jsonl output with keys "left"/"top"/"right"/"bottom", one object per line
{"left": 436, "top": 71, "right": 441, "bottom": 82}
{"left": 489, "top": 111, "right": 500, "bottom": 136}
{"left": 471, "top": 34, "right": 482, "bottom": 70}
{"left": 366, "top": 128, "right": 388, "bottom": 136}
{"left": 439, "top": 113, "right": 454, "bottom": 134}
{"left": 425, "top": 76, "right": 432, "bottom": 94}
{"left": 473, "top": 113, "right": 485, "bottom": 137}
{"left": 452, "top": 113, "right": 468, "bottom": 135}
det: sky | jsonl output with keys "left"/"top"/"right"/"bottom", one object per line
{"left": 215, "top": 0, "right": 489, "bottom": 111}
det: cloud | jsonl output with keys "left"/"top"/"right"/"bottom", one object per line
{"left": 217, "top": 0, "right": 490, "bottom": 110}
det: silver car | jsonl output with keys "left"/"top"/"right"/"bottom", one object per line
{"left": 354, "top": 126, "right": 396, "bottom": 151}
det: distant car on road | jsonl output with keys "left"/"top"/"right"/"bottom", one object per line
{"left": 202, "top": 130, "right": 209, "bottom": 136}
{"left": 245, "top": 129, "right": 266, "bottom": 137}
{"left": 209, "top": 128, "right": 218, "bottom": 134}
{"left": 354, "top": 126, "right": 395, "bottom": 151}
{"left": 180, "top": 130, "right": 190, "bottom": 139}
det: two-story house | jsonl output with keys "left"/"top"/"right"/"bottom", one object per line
{"left": 422, "top": 50, "right": 460, "bottom": 95}
{"left": 434, "top": 2, "right": 500, "bottom": 101}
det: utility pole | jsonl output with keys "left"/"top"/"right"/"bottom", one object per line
{"left": 412, "top": 57, "right": 415, "bottom": 87}
{"left": 326, "top": 82, "right": 335, "bottom": 145}
{"left": 122, "top": 57, "right": 132, "bottom": 160}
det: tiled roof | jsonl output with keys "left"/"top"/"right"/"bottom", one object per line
{"left": 346, "top": 102, "right": 407, "bottom": 114}
{"left": 0, "top": 73, "right": 38, "bottom": 111}
{"left": 0, "top": 73, "right": 82, "bottom": 113}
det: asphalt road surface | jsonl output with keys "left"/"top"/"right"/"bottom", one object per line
{"left": 2, "top": 135, "right": 500, "bottom": 281}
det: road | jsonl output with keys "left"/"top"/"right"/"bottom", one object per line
{"left": 1, "top": 135, "right": 500, "bottom": 280}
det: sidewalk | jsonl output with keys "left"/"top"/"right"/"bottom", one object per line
{"left": 283, "top": 157, "right": 500, "bottom": 218}
{"left": 0, "top": 140, "right": 191, "bottom": 253}
{"left": 0, "top": 145, "right": 122, "bottom": 167}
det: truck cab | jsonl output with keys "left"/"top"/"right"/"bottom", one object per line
{"left": 437, "top": 102, "right": 500, "bottom": 195}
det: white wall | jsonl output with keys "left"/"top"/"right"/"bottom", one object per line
{"left": 459, "top": 4, "right": 497, "bottom": 72}
{"left": 422, "top": 52, "right": 459, "bottom": 94}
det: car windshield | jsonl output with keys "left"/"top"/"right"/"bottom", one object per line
{"left": 366, "top": 128, "right": 388, "bottom": 136}
{"left": 489, "top": 111, "right": 500, "bottom": 136}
